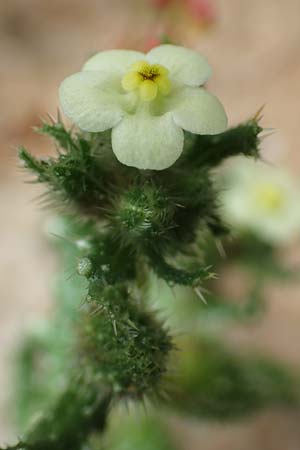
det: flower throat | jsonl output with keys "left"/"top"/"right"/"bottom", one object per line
{"left": 122, "top": 60, "right": 171, "bottom": 102}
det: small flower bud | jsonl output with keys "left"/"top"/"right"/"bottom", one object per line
{"left": 77, "top": 257, "right": 93, "bottom": 277}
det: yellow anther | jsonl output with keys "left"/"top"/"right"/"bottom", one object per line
{"left": 254, "top": 183, "right": 284, "bottom": 211}
{"left": 153, "top": 64, "right": 169, "bottom": 77}
{"left": 131, "top": 60, "right": 150, "bottom": 73}
{"left": 121, "top": 60, "right": 171, "bottom": 102}
{"left": 139, "top": 80, "right": 158, "bottom": 102}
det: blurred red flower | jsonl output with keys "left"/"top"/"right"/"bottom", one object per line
{"left": 150, "top": 0, "right": 216, "bottom": 22}
{"left": 185, "top": 0, "right": 216, "bottom": 22}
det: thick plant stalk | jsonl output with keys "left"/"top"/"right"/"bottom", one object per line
{"left": 3, "top": 383, "right": 111, "bottom": 450}
{"left": 2, "top": 118, "right": 265, "bottom": 449}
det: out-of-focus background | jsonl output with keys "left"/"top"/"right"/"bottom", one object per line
{"left": 1, "top": 0, "right": 300, "bottom": 448}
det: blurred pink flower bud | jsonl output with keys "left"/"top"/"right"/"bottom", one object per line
{"left": 144, "top": 26, "right": 172, "bottom": 51}
{"left": 185, "top": 0, "right": 216, "bottom": 22}
{"left": 144, "top": 36, "right": 162, "bottom": 51}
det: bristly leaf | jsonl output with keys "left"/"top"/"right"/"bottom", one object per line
{"left": 167, "top": 337, "right": 300, "bottom": 420}
{"left": 78, "top": 285, "right": 173, "bottom": 397}
{"left": 19, "top": 146, "right": 50, "bottom": 183}
{"left": 3, "top": 380, "right": 111, "bottom": 450}
{"left": 178, "top": 119, "right": 262, "bottom": 168}
{"left": 19, "top": 135, "right": 110, "bottom": 213}
{"left": 75, "top": 237, "right": 173, "bottom": 397}
{"left": 147, "top": 249, "right": 213, "bottom": 287}
{"left": 36, "top": 121, "right": 77, "bottom": 152}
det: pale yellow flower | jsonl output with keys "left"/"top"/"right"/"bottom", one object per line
{"left": 221, "top": 158, "right": 300, "bottom": 243}
{"left": 59, "top": 45, "right": 227, "bottom": 170}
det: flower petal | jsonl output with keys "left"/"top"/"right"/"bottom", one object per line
{"left": 156, "top": 75, "right": 171, "bottom": 95}
{"left": 111, "top": 112, "right": 184, "bottom": 170}
{"left": 170, "top": 87, "right": 228, "bottom": 134}
{"left": 122, "top": 71, "right": 143, "bottom": 91}
{"left": 139, "top": 80, "right": 158, "bottom": 102}
{"left": 59, "top": 71, "right": 125, "bottom": 132}
{"left": 83, "top": 49, "right": 145, "bottom": 75}
{"left": 147, "top": 44, "right": 211, "bottom": 86}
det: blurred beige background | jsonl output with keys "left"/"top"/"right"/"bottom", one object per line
{"left": 1, "top": 0, "right": 300, "bottom": 448}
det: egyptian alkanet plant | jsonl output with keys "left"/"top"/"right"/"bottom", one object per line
{"left": 3, "top": 45, "right": 300, "bottom": 450}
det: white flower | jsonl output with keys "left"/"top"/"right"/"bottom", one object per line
{"left": 220, "top": 158, "right": 300, "bottom": 244}
{"left": 59, "top": 45, "right": 227, "bottom": 170}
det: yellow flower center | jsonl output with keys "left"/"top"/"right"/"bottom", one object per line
{"left": 121, "top": 60, "right": 171, "bottom": 102}
{"left": 253, "top": 182, "right": 284, "bottom": 212}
